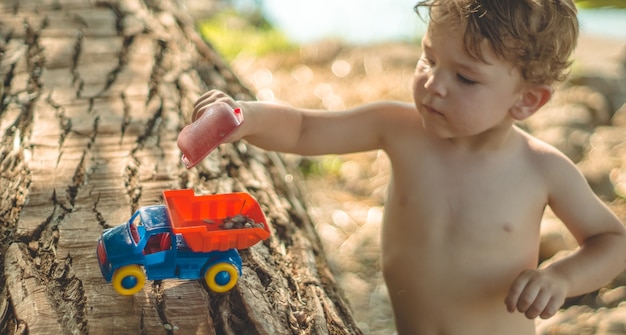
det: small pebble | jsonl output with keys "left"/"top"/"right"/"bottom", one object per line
{"left": 219, "top": 214, "right": 264, "bottom": 230}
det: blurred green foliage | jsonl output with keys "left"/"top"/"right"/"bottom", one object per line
{"left": 198, "top": 9, "right": 295, "bottom": 61}
{"left": 299, "top": 156, "right": 344, "bottom": 178}
{"left": 199, "top": 2, "right": 624, "bottom": 61}
{"left": 576, "top": 0, "right": 626, "bottom": 8}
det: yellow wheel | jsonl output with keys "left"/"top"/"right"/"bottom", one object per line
{"left": 112, "top": 265, "right": 145, "bottom": 295}
{"left": 204, "top": 262, "right": 239, "bottom": 293}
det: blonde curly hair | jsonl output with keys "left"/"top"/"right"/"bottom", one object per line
{"left": 415, "top": 0, "right": 579, "bottom": 85}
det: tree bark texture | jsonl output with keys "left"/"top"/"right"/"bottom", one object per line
{"left": 0, "top": 0, "right": 363, "bottom": 334}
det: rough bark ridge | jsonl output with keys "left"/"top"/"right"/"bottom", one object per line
{"left": 0, "top": 0, "right": 362, "bottom": 334}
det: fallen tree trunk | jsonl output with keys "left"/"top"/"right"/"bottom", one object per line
{"left": 0, "top": 0, "right": 362, "bottom": 334}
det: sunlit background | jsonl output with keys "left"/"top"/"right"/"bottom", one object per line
{"left": 228, "top": 0, "right": 626, "bottom": 44}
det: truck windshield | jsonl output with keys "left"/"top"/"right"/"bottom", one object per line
{"left": 129, "top": 213, "right": 143, "bottom": 244}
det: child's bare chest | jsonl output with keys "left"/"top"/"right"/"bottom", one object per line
{"left": 382, "top": 149, "right": 548, "bottom": 285}
{"left": 382, "top": 161, "right": 546, "bottom": 328}
{"left": 390, "top": 149, "right": 547, "bottom": 224}
{"left": 381, "top": 136, "right": 547, "bottom": 333}
{"left": 385, "top": 165, "right": 546, "bottom": 251}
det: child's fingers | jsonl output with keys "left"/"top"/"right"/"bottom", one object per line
{"left": 538, "top": 296, "right": 562, "bottom": 319}
{"left": 515, "top": 282, "right": 541, "bottom": 315}
{"left": 521, "top": 289, "right": 551, "bottom": 319}
{"left": 504, "top": 272, "right": 531, "bottom": 312}
{"left": 505, "top": 269, "right": 567, "bottom": 319}
{"left": 192, "top": 90, "right": 233, "bottom": 121}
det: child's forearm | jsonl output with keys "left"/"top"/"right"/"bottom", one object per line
{"left": 546, "top": 230, "right": 626, "bottom": 297}
{"left": 506, "top": 228, "right": 626, "bottom": 319}
{"left": 237, "top": 101, "right": 308, "bottom": 153}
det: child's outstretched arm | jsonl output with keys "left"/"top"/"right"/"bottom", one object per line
{"left": 193, "top": 90, "right": 307, "bottom": 153}
{"left": 505, "top": 147, "right": 626, "bottom": 320}
{"left": 192, "top": 90, "right": 417, "bottom": 156}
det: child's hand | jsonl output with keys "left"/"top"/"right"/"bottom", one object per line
{"left": 177, "top": 90, "right": 247, "bottom": 168}
{"left": 193, "top": 90, "right": 242, "bottom": 122}
{"left": 504, "top": 269, "right": 568, "bottom": 319}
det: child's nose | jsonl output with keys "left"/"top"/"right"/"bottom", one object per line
{"left": 424, "top": 70, "right": 446, "bottom": 97}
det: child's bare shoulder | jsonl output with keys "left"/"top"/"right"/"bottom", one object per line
{"left": 365, "top": 100, "right": 425, "bottom": 141}
{"left": 518, "top": 127, "right": 569, "bottom": 158}
{"left": 365, "top": 101, "right": 419, "bottom": 119}
{"left": 517, "top": 127, "right": 585, "bottom": 182}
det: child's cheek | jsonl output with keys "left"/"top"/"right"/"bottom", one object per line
{"left": 412, "top": 72, "right": 428, "bottom": 96}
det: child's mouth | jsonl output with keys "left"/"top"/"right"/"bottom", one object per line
{"left": 423, "top": 105, "right": 444, "bottom": 117}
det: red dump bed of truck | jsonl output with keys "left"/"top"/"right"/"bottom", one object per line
{"left": 163, "top": 189, "right": 270, "bottom": 252}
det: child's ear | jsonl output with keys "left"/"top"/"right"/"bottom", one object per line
{"left": 510, "top": 84, "right": 553, "bottom": 121}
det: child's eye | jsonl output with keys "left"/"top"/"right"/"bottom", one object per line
{"left": 417, "top": 58, "right": 434, "bottom": 72}
{"left": 418, "top": 56, "right": 435, "bottom": 67}
{"left": 457, "top": 74, "right": 477, "bottom": 85}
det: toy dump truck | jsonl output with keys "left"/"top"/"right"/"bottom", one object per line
{"left": 96, "top": 189, "right": 270, "bottom": 295}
